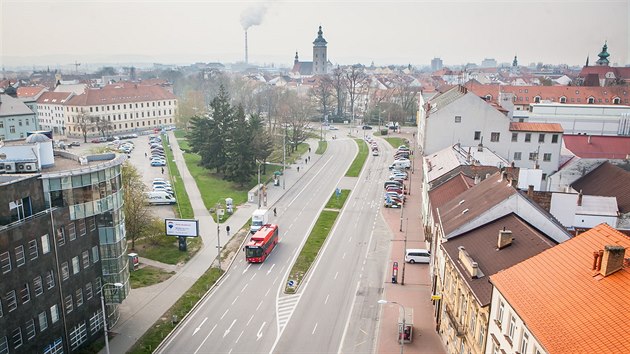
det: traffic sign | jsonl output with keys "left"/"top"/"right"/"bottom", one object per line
{"left": 288, "top": 280, "right": 295, "bottom": 287}
{"left": 431, "top": 295, "right": 442, "bottom": 300}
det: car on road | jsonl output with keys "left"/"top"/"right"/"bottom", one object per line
{"left": 362, "top": 125, "right": 373, "bottom": 130}
{"left": 68, "top": 141, "right": 81, "bottom": 147}
{"left": 150, "top": 160, "right": 166, "bottom": 167}
{"left": 329, "top": 126, "right": 339, "bottom": 130}
{"left": 372, "top": 150, "right": 379, "bottom": 156}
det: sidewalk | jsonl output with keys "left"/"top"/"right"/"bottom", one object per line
{"left": 105, "top": 134, "right": 322, "bottom": 354}
{"left": 377, "top": 131, "right": 446, "bottom": 353}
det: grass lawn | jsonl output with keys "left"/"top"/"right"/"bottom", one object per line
{"left": 315, "top": 140, "right": 327, "bottom": 155}
{"left": 134, "top": 236, "right": 201, "bottom": 265}
{"left": 384, "top": 137, "right": 406, "bottom": 148}
{"left": 345, "top": 139, "right": 368, "bottom": 177}
{"left": 129, "top": 265, "right": 175, "bottom": 288}
{"left": 163, "top": 137, "right": 194, "bottom": 219}
{"left": 325, "top": 189, "right": 350, "bottom": 210}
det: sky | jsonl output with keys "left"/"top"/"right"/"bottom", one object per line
{"left": 1, "top": 0, "right": 629, "bottom": 70}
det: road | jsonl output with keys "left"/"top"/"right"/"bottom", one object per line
{"left": 158, "top": 136, "right": 359, "bottom": 353}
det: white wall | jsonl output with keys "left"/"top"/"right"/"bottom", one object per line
{"left": 525, "top": 103, "right": 630, "bottom": 136}
{"left": 506, "top": 131, "right": 563, "bottom": 176}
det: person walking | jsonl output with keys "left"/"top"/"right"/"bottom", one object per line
{"left": 308, "top": 147, "right": 311, "bottom": 153}
{"left": 308, "top": 156, "right": 311, "bottom": 162}
{"left": 161, "top": 167, "right": 164, "bottom": 174}
{"left": 297, "top": 166, "right": 300, "bottom": 173}
{"left": 305, "top": 158, "right": 308, "bottom": 164}
{"left": 145, "top": 152, "right": 147, "bottom": 158}
{"left": 226, "top": 225, "right": 230, "bottom": 237}
{"left": 273, "top": 207, "right": 277, "bottom": 217}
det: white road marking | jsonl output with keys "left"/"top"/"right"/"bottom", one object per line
{"left": 220, "top": 309, "right": 229, "bottom": 320}
{"left": 231, "top": 296, "right": 239, "bottom": 305}
{"left": 241, "top": 284, "right": 248, "bottom": 293}
{"left": 247, "top": 314, "right": 254, "bottom": 326}
{"left": 192, "top": 317, "right": 208, "bottom": 336}
{"left": 337, "top": 280, "right": 362, "bottom": 354}
{"left": 273, "top": 276, "right": 279, "bottom": 285}
{"left": 342, "top": 252, "right": 346, "bottom": 259}
{"left": 334, "top": 272, "right": 338, "bottom": 279}
{"left": 193, "top": 324, "right": 216, "bottom": 354}
{"left": 223, "top": 319, "right": 236, "bottom": 338}
{"left": 324, "top": 294, "right": 329, "bottom": 304}
{"left": 235, "top": 331, "right": 244, "bottom": 343}
{"left": 250, "top": 273, "right": 256, "bottom": 281}
{"left": 257, "top": 321, "right": 267, "bottom": 341}
{"left": 256, "top": 300, "right": 263, "bottom": 311}
{"left": 242, "top": 263, "right": 251, "bottom": 274}
{"left": 312, "top": 322, "right": 318, "bottom": 335}
{"left": 265, "top": 288, "right": 271, "bottom": 297}
{"left": 267, "top": 263, "right": 276, "bottom": 275}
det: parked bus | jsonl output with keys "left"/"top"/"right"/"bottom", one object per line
{"left": 245, "top": 224, "right": 279, "bottom": 263}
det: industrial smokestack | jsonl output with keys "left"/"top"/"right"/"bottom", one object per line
{"left": 245, "top": 31, "right": 248, "bottom": 64}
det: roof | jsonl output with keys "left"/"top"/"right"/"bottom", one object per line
{"left": 438, "top": 172, "right": 518, "bottom": 237}
{"left": 563, "top": 134, "right": 630, "bottom": 159}
{"left": 429, "top": 172, "right": 474, "bottom": 218}
{"left": 0, "top": 94, "right": 35, "bottom": 117}
{"left": 65, "top": 85, "right": 176, "bottom": 106}
{"left": 291, "top": 61, "right": 313, "bottom": 76}
{"left": 36, "top": 91, "right": 73, "bottom": 104}
{"left": 16, "top": 86, "right": 47, "bottom": 98}
{"left": 509, "top": 122, "right": 563, "bottom": 133}
{"left": 426, "top": 85, "right": 468, "bottom": 114}
{"left": 425, "top": 144, "right": 508, "bottom": 184}
{"left": 465, "top": 83, "right": 630, "bottom": 105}
{"left": 490, "top": 223, "right": 630, "bottom": 354}
{"left": 571, "top": 161, "right": 630, "bottom": 213}
{"left": 443, "top": 213, "right": 555, "bottom": 306}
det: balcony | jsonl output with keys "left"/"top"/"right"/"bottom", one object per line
{"left": 444, "top": 303, "right": 466, "bottom": 337}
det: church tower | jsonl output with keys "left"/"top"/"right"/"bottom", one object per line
{"left": 595, "top": 41, "right": 610, "bottom": 66}
{"left": 312, "top": 26, "right": 328, "bottom": 75}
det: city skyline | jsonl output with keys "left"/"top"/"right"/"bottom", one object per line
{"left": 1, "top": 0, "right": 629, "bottom": 70}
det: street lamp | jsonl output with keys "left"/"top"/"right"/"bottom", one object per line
{"left": 377, "top": 299, "right": 406, "bottom": 354}
{"left": 215, "top": 201, "right": 223, "bottom": 270}
{"left": 101, "top": 282, "right": 123, "bottom": 354}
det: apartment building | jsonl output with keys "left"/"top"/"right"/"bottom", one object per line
{"left": 0, "top": 93, "right": 39, "bottom": 142}
{"left": 507, "top": 123, "right": 563, "bottom": 179}
{"left": 64, "top": 84, "right": 177, "bottom": 138}
{"left": 36, "top": 92, "right": 74, "bottom": 136}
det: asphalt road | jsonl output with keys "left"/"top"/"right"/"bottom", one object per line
{"left": 157, "top": 136, "right": 358, "bottom": 353}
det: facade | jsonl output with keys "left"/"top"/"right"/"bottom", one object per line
{"left": 0, "top": 147, "right": 129, "bottom": 353}
{"left": 291, "top": 26, "right": 328, "bottom": 77}
{"left": 431, "top": 57, "right": 444, "bottom": 72}
{"left": 507, "top": 122, "right": 563, "bottom": 178}
{"left": 36, "top": 92, "right": 74, "bottom": 136}
{"left": 64, "top": 84, "right": 177, "bottom": 139}
{"left": 488, "top": 224, "right": 630, "bottom": 353}
{"left": 0, "top": 93, "right": 39, "bottom": 141}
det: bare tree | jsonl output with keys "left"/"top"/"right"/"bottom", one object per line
{"left": 344, "top": 64, "right": 368, "bottom": 123}
{"left": 76, "top": 111, "right": 95, "bottom": 143}
{"left": 176, "top": 89, "right": 207, "bottom": 130}
{"left": 331, "top": 66, "right": 347, "bottom": 119}
{"left": 278, "top": 90, "right": 313, "bottom": 153}
{"left": 309, "top": 75, "right": 335, "bottom": 123}
{"left": 93, "top": 116, "right": 113, "bottom": 137}
{"left": 392, "top": 77, "right": 419, "bottom": 123}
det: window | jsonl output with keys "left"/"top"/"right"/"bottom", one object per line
{"left": 560, "top": 96, "right": 567, "bottom": 103}
{"left": 14, "top": 246, "right": 25, "bottom": 267}
{"left": 28, "top": 240, "right": 38, "bottom": 260}
{"left": 538, "top": 134, "right": 545, "bottom": 143}
{"left": 552, "top": 134, "right": 559, "bottom": 143}
{"left": 496, "top": 301, "right": 505, "bottom": 325}
{"left": 76, "top": 289, "right": 83, "bottom": 307}
{"left": 520, "top": 332, "right": 529, "bottom": 353}
{"left": 0, "top": 299, "right": 2, "bottom": 318}
{"left": 511, "top": 133, "right": 518, "bottom": 142}
{"left": 56, "top": 226, "right": 65, "bottom": 246}
{"left": 513, "top": 152, "right": 522, "bottom": 160}
{"left": 543, "top": 153, "right": 552, "bottom": 162}
{"left": 490, "top": 132, "right": 500, "bottom": 142}
{"left": 88, "top": 217, "right": 96, "bottom": 231}
{"left": 474, "top": 131, "right": 481, "bottom": 141}
{"left": 39, "top": 310, "right": 48, "bottom": 331}
{"left": 33, "top": 276, "right": 44, "bottom": 296}
{"left": 68, "top": 222, "right": 76, "bottom": 241}
{"left": 469, "top": 311, "right": 477, "bottom": 336}
{"left": 455, "top": 115, "right": 462, "bottom": 123}
{"left": 478, "top": 324, "right": 485, "bottom": 347}
{"left": 50, "top": 304, "right": 60, "bottom": 324}
{"left": 95, "top": 277, "right": 102, "bottom": 294}
{"left": 82, "top": 251, "right": 90, "bottom": 269}
{"left": 508, "top": 315, "right": 516, "bottom": 340}
{"left": 41, "top": 234, "right": 50, "bottom": 254}
{"left": 78, "top": 219, "right": 87, "bottom": 236}
{"left": 0, "top": 252, "right": 11, "bottom": 273}
{"left": 92, "top": 246, "right": 100, "bottom": 263}
{"left": 46, "top": 270, "right": 55, "bottom": 289}
{"left": 11, "top": 327, "right": 22, "bottom": 349}
{"left": 20, "top": 283, "right": 30, "bottom": 304}
{"left": 0, "top": 337, "right": 6, "bottom": 354}
{"left": 6, "top": 291, "right": 17, "bottom": 312}
{"left": 65, "top": 295, "right": 73, "bottom": 314}
{"left": 90, "top": 309, "right": 104, "bottom": 335}
{"left": 587, "top": 97, "right": 595, "bottom": 104}
{"left": 69, "top": 322, "right": 87, "bottom": 350}
{"left": 85, "top": 283, "right": 93, "bottom": 300}
{"left": 524, "top": 133, "right": 531, "bottom": 142}
{"left": 613, "top": 97, "right": 621, "bottom": 104}
{"left": 61, "top": 262, "right": 69, "bottom": 281}
{"left": 72, "top": 256, "right": 80, "bottom": 275}
{"left": 529, "top": 152, "right": 537, "bottom": 161}
{"left": 25, "top": 319, "right": 36, "bottom": 340}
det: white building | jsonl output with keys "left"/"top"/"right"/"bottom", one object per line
{"left": 507, "top": 122, "right": 563, "bottom": 179}
{"left": 36, "top": 91, "right": 74, "bottom": 135}
{"left": 549, "top": 192, "right": 618, "bottom": 229}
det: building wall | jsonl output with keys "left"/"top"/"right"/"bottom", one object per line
{"left": 313, "top": 45, "right": 327, "bottom": 75}
{"left": 37, "top": 103, "right": 66, "bottom": 136}
{"left": 0, "top": 114, "right": 38, "bottom": 141}
{"left": 506, "top": 131, "right": 562, "bottom": 177}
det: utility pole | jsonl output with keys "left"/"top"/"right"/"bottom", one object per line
{"left": 401, "top": 218, "right": 408, "bottom": 285}
{"left": 216, "top": 203, "right": 222, "bottom": 270}
{"left": 399, "top": 195, "right": 404, "bottom": 232}
{"left": 282, "top": 131, "right": 286, "bottom": 190}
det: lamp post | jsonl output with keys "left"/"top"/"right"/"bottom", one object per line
{"left": 216, "top": 202, "right": 222, "bottom": 270}
{"left": 378, "top": 299, "right": 406, "bottom": 354}
{"left": 283, "top": 130, "right": 286, "bottom": 190}
{"left": 101, "top": 282, "right": 123, "bottom": 354}
{"left": 257, "top": 162, "right": 262, "bottom": 208}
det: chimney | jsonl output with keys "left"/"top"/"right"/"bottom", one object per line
{"left": 592, "top": 251, "right": 600, "bottom": 270}
{"left": 500, "top": 171, "right": 508, "bottom": 182}
{"left": 527, "top": 185, "right": 534, "bottom": 197}
{"left": 600, "top": 245, "right": 626, "bottom": 277}
{"left": 474, "top": 174, "right": 480, "bottom": 185}
{"left": 497, "top": 228, "right": 513, "bottom": 249}
{"left": 587, "top": 135, "right": 592, "bottom": 144}
{"left": 245, "top": 31, "right": 249, "bottom": 64}
{"left": 458, "top": 246, "right": 482, "bottom": 278}
{"left": 577, "top": 190, "right": 583, "bottom": 206}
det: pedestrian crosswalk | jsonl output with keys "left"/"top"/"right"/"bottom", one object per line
{"left": 276, "top": 293, "right": 302, "bottom": 334}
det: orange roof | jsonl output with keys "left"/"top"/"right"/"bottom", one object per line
{"left": 491, "top": 224, "right": 630, "bottom": 354}
{"left": 509, "top": 122, "right": 563, "bottom": 133}
{"left": 65, "top": 85, "right": 175, "bottom": 106}
{"left": 17, "top": 85, "right": 47, "bottom": 98}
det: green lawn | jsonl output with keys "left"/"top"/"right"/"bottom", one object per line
{"left": 345, "top": 139, "right": 368, "bottom": 177}
{"left": 129, "top": 266, "right": 175, "bottom": 288}
{"left": 384, "top": 137, "right": 406, "bottom": 148}
{"left": 134, "top": 237, "right": 200, "bottom": 265}
{"left": 163, "top": 137, "right": 194, "bottom": 219}
{"left": 325, "top": 189, "right": 350, "bottom": 210}
{"left": 315, "top": 141, "right": 327, "bottom": 155}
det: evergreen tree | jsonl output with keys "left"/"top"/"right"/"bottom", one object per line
{"left": 206, "top": 85, "right": 233, "bottom": 174}
{"left": 224, "top": 105, "right": 255, "bottom": 186}
{"left": 249, "top": 113, "right": 274, "bottom": 174}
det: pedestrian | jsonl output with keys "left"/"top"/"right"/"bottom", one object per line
{"left": 161, "top": 167, "right": 164, "bottom": 174}
{"left": 145, "top": 152, "right": 147, "bottom": 158}
{"left": 226, "top": 225, "right": 230, "bottom": 236}
{"left": 308, "top": 156, "right": 311, "bottom": 162}
{"left": 297, "top": 166, "right": 300, "bottom": 173}
{"left": 273, "top": 207, "right": 277, "bottom": 216}
{"left": 305, "top": 158, "right": 308, "bottom": 164}
{"left": 309, "top": 147, "right": 311, "bottom": 153}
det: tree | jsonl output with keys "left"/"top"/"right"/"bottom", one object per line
{"left": 344, "top": 64, "right": 368, "bottom": 123}
{"left": 176, "top": 89, "right": 206, "bottom": 130}
{"left": 278, "top": 90, "right": 313, "bottom": 153}
{"left": 76, "top": 112, "right": 95, "bottom": 143}
{"left": 249, "top": 113, "right": 274, "bottom": 174}
{"left": 224, "top": 106, "right": 256, "bottom": 186}
{"left": 331, "top": 66, "right": 347, "bottom": 119}
{"left": 93, "top": 115, "right": 113, "bottom": 137}
{"left": 122, "top": 162, "right": 151, "bottom": 249}
{"left": 310, "top": 75, "right": 335, "bottom": 123}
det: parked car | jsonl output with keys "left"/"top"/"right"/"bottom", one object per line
{"left": 384, "top": 197, "right": 403, "bottom": 208}
{"left": 91, "top": 138, "right": 102, "bottom": 143}
{"left": 329, "top": 126, "right": 339, "bottom": 130}
{"left": 362, "top": 125, "right": 373, "bottom": 130}
{"left": 153, "top": 186, "right": 173, "bottom": 194}
{"left": 150, "top": 160, "right": 166, "bottom": 167}
{"left": 405, "top": 249, "right": 430, "bottom": 264}
{"left": 152, "top": 180, "right": 171, "bottom": 188}
{"left": 69, "top": 141, "right": 81, "bottom": 147}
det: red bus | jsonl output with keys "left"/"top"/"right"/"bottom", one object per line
{"left": 245, "top": 224, "right": 279, "bottom": 263}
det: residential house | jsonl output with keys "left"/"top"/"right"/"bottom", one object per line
{"left": 550, "top": 192, "right": 618, "bottom": 229}
{"left": 507, "top": 122, "right": 563, "bottom": 179}
{"left": 439, "top": 214, "right": 556, "bottom": 354}
{"left": 36, "top": 92, "right": 74, "bottom": 136}
{"left": 487, "top": 223, "right": 630, "bottom": 354}
{"left": 0, "top": 93, "right": 38, "bottom": 141}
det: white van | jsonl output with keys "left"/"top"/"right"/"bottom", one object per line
{"left": 389, "top": 160, "right": 410, "bottom": 170}
{"left": 405, "top": 249, "right": 430, "bottom": 264}
{"left": 146, "top": 191, "right": 177, "bottom": 205}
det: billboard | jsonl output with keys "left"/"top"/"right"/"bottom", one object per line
{"left": 165, "top": 218, "right": 199, "bottom": 237}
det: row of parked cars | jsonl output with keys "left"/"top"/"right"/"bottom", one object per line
{"left": 384, "top": 145, "right": 411, "bottom": 208}
{"left": 366, "top": 136, "right": 379, "bottom": 156}
{"left": 149, "top": 135, "right": 167, "bottom": 167}
{"left": 146, "top": 177, "right": 177, "bottom": 204}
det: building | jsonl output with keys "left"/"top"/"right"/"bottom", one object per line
{"left": 0, "top": 92, "right": 39, "bottom": 141}
{"left": 488, "top": 223, "right": 630, "bottom": 353}
{"left": 507, "top": 122, "right": 563, "bottom": 179}
{"left": 64, "top": 84, "right": 177, "bottom": 139}
{"left": 577, "top": 42, "right": 630, "bottom": 86}
{"left": 36, "top": 92, "right": 74, "bottom": 136}
{"left": 0, "top": 136, "right": 129, "bottom": 353}
{"left": 481, "top": 58, "right": 497, "bottom": 68}
{"left": 291, "top": 26, "right": 329, "bottom": 77}
{"left": 431, "top": 58, "right": 444, "bottom": 72}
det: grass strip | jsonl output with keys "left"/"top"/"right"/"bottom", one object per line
{"left": 128, "top": 267, "right": 224, "bottom": 354}
{"left": 325, "top": 189, "right": 350, "bottom": 210}
{"left": 345, "top": 139, "right": 368, "bottom": 177}
{"left": 163, "top": 136, "right": 194, "bottom": 219}
{"left": 384, "top": 137, "right": 406, "bottom": 149}
{"left": 134, "top": 236, "right": 201, "bottom": 265}
{"left": 315, "top": 140, "right": 327, "bottom": 155}
{"left": 129, "top": 266, "right": 175, "bottom": 288}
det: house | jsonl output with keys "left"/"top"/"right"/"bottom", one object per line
{"left": 438, "top": 214, "right": 556, "bottom": 354}
{"left": 563, "top": 135, "right": 630, "bottom": 158}
{"left": 0, "top": 92, "right": 38, "bottom": 141}
{"left": 549, "top": 192, "right": 618, "bottom": 229}
{"left": 488, "top": 223, "right": 630, "bottom": 353}
{"left": 36, "top": 92, "right": 74, "bottom": 136}
{"left": 507, "top": 122, "right": 563, "bottom": 179}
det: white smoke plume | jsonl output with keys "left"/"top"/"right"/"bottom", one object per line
{"left": 240, "top": 4, "right": 268, "bottom": 31}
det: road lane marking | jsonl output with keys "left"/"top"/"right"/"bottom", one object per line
{"left": 223, "top": 319, "right": 236, "bottom": 338}
{"left": 334, "top": 271, "right": 338, "bottom": 279}
{"left": 192, "top": 317, "right": 208, "bottom": 336}
{"left": 241, "top": 284, "right": 248, "bottom": 293}
{"left": 193, "top": 324, "right": 217, "bottom": 354}
{"left": 256, "top": 300, "right": 263, "bottom": 311}
{"left": 348, "top": 236, "right": 352, "bottom": 242}
{"left": 267, "top": 263, "right": 276, "bottom": 275}
{"left": 324, "top": 294, "right": 329, "bottom": 304}
{"left": 231, "top": 296, "right": 239, "bottom": 305}
{"left": 258, "top": 263, "right": 264, "bottom": 270}
{"left": 250, "top": 273, "right": 257, "bottom": 281}
{"left": 220, "top": 309, "right": 229, "bottom": 320}
{"left": 312, "top": 322, "right": 318, "bottom": 335}
{"left": 257, "top": 321, "right": 267, "bottom": 341}
{"left": 242, "top": 263, "right": 251, "bottom": 274}
{"left": 342, "top": 252, "right": 346, "bottom": 259}
{"left": 235, "top": 330, "right": 244, "bottom": 343}
{"left": 273, "top": 276, "right": 279, "bottom": 285}
{"left": 337, "top": 280, "right": 362, "bottom": 354}
{"left": 247, "top": 314, "right": 254, "bottom": 326}
{"left": 265, "top": 288, "right": 271, "bottom": 297}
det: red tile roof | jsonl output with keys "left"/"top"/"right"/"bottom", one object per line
{"left": 571, "top": 161, "right": 630, "bottom": 213}
{"left": 36, "top": 92, "right": 73, "bottom": 104}
{"left": 491, "top": 224, "right": 630, "bottom": 354}
{"left": 429, "top": 172, "right": 474, "bottom": 218}
{"left": 563, "top": 135, "right": 630, "bottom": 159}
{"left": 17, "top": 85, "right": 47, "bottom": 98}
{"left": 65, "top": 85, "right": 175, "bottom": 106}
{"left": 509, "top": 122, "right": 563, "bottom": 133}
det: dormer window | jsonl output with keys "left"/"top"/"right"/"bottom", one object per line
{"left": 560, "top": 96, "right": 567, "bottom": 103}
{"left": 534, "top": 96, "right": 541, "bottom": 103}
{"left": 587, "top": 97, "right": 595, "bottom": 104}
{"left": 613, "top": 97, "right": 621, "bottom": 104}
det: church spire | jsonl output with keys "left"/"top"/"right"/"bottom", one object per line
{"left": 294, "top": 51, "right": 299, "bottom": 64}
{"left": 585, "top": 55, "right": 589, "bottom": 67}
{"left": 596, "top": 41, "right": 610, "bottom": 66}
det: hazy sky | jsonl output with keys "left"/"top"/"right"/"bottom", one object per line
{"left": 1, "top": 0, "right": 629, "bottom": 69}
